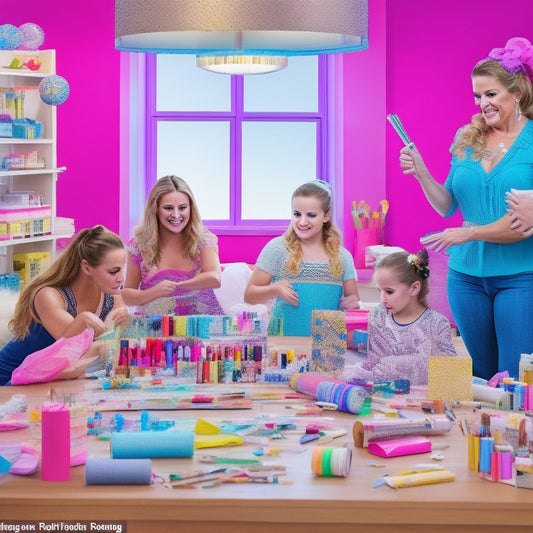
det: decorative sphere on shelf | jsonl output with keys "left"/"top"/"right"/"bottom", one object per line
{"left": 0, "top": 24, "right": 22, "bottom": 50}
{"left": 18, "top": 23, "right": 45, "bottom": 50}
{"left": 39, "top": 75, "right": 70, "bottom": 105}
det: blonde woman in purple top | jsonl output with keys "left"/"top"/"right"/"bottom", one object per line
{"left": 122, "top": 176, "right": 224, "bottom": 316}
{"left": 343, "top": 250, "right": 457, "bottom": 385}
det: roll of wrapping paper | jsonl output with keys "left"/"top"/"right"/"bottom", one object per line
{"left": 111, "top": 430, "right": 194, "bottom": 459}
{"left": 290, "top": 373, "right": 369, "bottom": 415}
{"left": 85, "top": 457, "right": 152, "bottom": 485}
{"left": 41, "top": 402, "right": 71, "bottom": 481}
{"left": 471, "top": 383, "right": 511, "bottom": 409}
{"left": 352, "top": 416, "right": 454, "bottom": 448}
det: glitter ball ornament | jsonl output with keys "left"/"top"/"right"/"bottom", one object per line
{"left": 18, "top": 23, "right": 45, "bottom": 50}
{"left": 0, "top": 24, "right": 22, "bottom": 50}
{"left": 39, "top": 75, "right": 70, "bottom": 105}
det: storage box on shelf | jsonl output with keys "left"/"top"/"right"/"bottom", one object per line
{"left": 0, "top": 49, "right": 72, "bottom": 276}
{"left": 0, "top": 204, "right": 51, "bottom": 240}
{"left": 13, "top": 251, "right": 51, "bottom": 288}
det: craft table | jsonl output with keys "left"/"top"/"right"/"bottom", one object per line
{"left": 1, "top": 376, "right": 533, "bottom": 533}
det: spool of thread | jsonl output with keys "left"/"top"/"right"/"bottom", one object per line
{"left": 311, "top": 446, "right": 352, "bottom": 477}
{"left": 41, "top": 402, "right": 71, "bottom": 481}
{"left": 85, "top": 457, "right": 152, "bottom": 485}
{"left": 111, "top": 430, "right": 194, "bottom": 459}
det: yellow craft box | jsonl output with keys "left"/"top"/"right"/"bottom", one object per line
{"left": 13, "top": 251, "right": 51, "bottom": 286}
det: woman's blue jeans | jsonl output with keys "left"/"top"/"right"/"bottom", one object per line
{"left": 447, "top": 269, "right": 533, "bottom": 380}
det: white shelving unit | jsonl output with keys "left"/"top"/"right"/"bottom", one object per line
{"left": 0, "top": 49, "right": 72, "bottom": 274}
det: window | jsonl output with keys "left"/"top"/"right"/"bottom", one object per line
{"left": 133, "top": 54, "right": 333, "bottom": 234}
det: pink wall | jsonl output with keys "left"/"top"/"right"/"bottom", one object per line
{"left": 342, "top": 0, "right": 387, "bottom": 257}
{"left": 3, "top": 1, "right": 533, "bottom": 261}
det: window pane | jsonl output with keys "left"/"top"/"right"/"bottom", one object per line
{"left": 241, "top": 121, "right": 317, "bottom": 220}
{"left": 156, "top": 55, "right": 231, "bottom": 112}
{"left": 157, "top": 121, "right": 230, "bottom": 220}
{"left": 244, "top": 56, "right": 318, "bottom": 113}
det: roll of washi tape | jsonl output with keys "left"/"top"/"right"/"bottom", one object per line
{"left": 70, "top": 403, "right": 88, "bottom": 466}
{"left": 311, "top": 445, "right": 352, "bottom": 477}
{"left": 41, "top": 402, "right": 71, "bottom": 481}
{"left": 85, "top": 457, "right": 152, "bottom": 485}
{"left": 311, "top": 446, "right": 323, "bottom": 475}
{"left": 111, "top": 430, "right": 194, "bottom": 459}
{"left": 321, "top": 448, "right": 333, "bottom": 477}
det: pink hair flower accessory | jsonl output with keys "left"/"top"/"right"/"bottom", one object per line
{"left": 488, "top": 37, "right": 533, "bottom": 81}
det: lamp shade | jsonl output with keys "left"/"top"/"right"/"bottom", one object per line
{"left": 115, "top": 0, "right": 368, "bottom": 74}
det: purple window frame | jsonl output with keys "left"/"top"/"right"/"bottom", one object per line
{"left": 146, "top": 55, "right": 329, "bottom": 234}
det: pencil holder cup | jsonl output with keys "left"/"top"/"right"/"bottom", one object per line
{"left": 354, "top": 228, "right": 381, "bottom": 269}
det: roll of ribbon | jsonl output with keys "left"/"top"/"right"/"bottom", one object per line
{"left": 311, "top": 445, "right": 352, "bottom": 477}
{"left": 85, "top": 457, "right": 152, "bottom": 485}
{"left": 111, "top": 430, "right": 194, "bottom": 459}
{"left": 41, "top": 402, "right": 71, "bottom": 481}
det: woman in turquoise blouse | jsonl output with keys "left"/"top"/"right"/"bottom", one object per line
{"left": 399, "top": 37, "right": 533, "bottom": 380}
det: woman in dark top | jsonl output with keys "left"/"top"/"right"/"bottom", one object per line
{"left": 0, "top": 225, "right": 129, "bottom": 385}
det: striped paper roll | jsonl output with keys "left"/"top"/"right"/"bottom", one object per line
{"left": 290, "top": 372, "right": 346, "bottom": 397}
{"left": 111, "top": 430, "right": 194, "bottom": 459}
{"left": 85, "top": 457, "right": 152, "bottom": 485}
{"left": 41, "top": 402, "right": 71, "bottom": 481}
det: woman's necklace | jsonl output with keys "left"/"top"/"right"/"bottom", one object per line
{"left": 481, "top": 142, "right": 507, "bottom": 161}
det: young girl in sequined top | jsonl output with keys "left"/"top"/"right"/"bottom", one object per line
{"left": 343, "top": 249, "right": 457, "bottom": 385}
